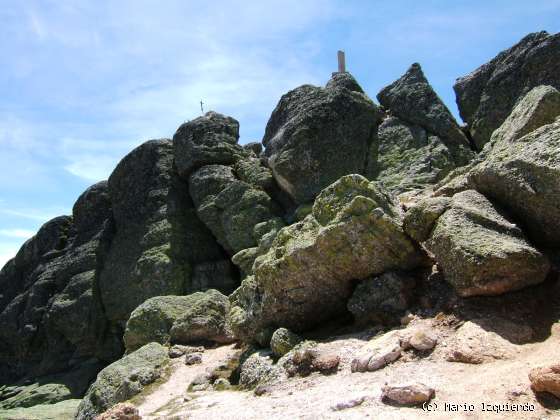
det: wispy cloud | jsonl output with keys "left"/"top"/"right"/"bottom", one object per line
{"left": 0, "top": 207, "right": 69, "bottom": 222}
{"left": 0, "top": 229, "right": 35, "bottom": 239}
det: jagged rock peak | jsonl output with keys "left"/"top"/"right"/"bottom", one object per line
{"left": 262, "top": 73, "right": 380, "bottom": 204}
{"left": 377, "top": 62, "right": 470, "bottom": 149}
{"left": 454, "top": 30, "right": 560, "bottom": 149}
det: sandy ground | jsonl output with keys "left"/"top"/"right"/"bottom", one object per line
{"left": 135, "top": 316, "right": 560, "bottom": 420}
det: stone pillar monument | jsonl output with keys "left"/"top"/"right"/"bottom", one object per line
{"left": 337, "top": 50, "right": 346, "bottom": 73}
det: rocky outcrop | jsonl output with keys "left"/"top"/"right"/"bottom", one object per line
{"left": 75, "top": 342, "right": 169, "bottom": 420}
{"left": 469, "top": 118, "right": 560, "bottom": 247}
{"left": 174, "top": 111, "right": 247, "bottom": 177}
{"left": 188, "top": 164, "right": 281, "bottom": 255}
{"left": 124, "top": 289, "right": 232, "bottom": 352}
{"left": 0, "top": 182, "right": 114, "bottom": 380}
{"left": 99, "top": 139, "right": 225, "bottom": 325}
{"left": 436, "top": 84, "right": 560, "bottom": 247}
{"left": 370, "top": 64, "right": 473, "bottom": 193}
{"left": 454, "top": 31, "right": 560, "bottom": 149}
{"left": 263, "top": 73, "right": 380, "bottom": 204}
{"left": 229, "top": 175, "right": 425, "bottom": 341}
{"left": 488, "top": 85, "right": 560, "bottom": 147}
{"left": 405, "top": 190, "right": 549, "bottom": 296}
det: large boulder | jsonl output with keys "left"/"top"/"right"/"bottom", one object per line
{"left": 262, "top": 73, "right": 380, "bottom": 204}
{"left": 99, "top": 139, "right": 224, "bottom": 324}
{"left": 0, "top": 182, "right": 115, "bottom": 379}
{"left": 229, "top": 175, "right": 425, "bottom": 341}
{"left": 173, "top": 111, "right": 247, "bottom": 177}
{"left": 124, "top": 290, "right": 232, "bottom": 352}
{"left": 370, "top": 64, "right": 473, "bottom": 193}
{"left": 75, "top": 343, "right": 169, "bottom": 420}
{"left": 188, "top": 164, "right": 281, "bottom": 255}
{"left": 454, "top": 31, "right": 560, "bottom": 149}
{"left": 435, "top": 85, "right": 560, "bottom": 247}
{"left": 469, "top": 123, "right": 560, "bottom": 248}
{"left": 369, "top": 117, "right": 461, "bottom": 193}
{"left": 487, "top": 85, "right": 560, "bottom": 147}
{"left": 404, "top": 190, "right": 549, "bottom": 296}
{"left": 377, "top": 63, "right": 471, "bottom": 151}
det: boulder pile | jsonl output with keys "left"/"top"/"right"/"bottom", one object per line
{"left": 0, "top": 31, "right": 559, "bottom": 418}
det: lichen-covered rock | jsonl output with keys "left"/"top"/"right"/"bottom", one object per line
{"left": 231, "top": 218, "right": 285, "bottom": 278}
{"left": 124, "top": 289, "right": 232, "bottom": 352}
{"left": 270, "top": 328, "right": 302, "bottom": 357}
{"left": 169, "top": 289, "right": 233, "bottom": 345}
{"left": 377, "top": 63, "right": 472, "bottom": 160}
{"left": 188, "top": 164, "right": 281, "bottom": 255}
{"left": 407, "top": 190, "right": 549, "bottom": 296}
{"left": 238, "top": 350, "right": 285, "bottom": 390}
{"left": 0, "top": 362, "right": 100, "bottom": 410}
{"left": 99, "top": 139, "right": 223, "bottom": 324}
{"left": 368, "top": 117, "right": 461, "bottom": 194}
{"left": 229, "top": 175, "right": 425, "bottom": 341}
{"left": 0, "top": 399, "right": 81, "bottom": 420}
{"left": 454, "top": 31, "right": 560, "bottom": 149}
{"left": 263, "top": 73, "right": 380, "bottom": 203}
{"left": 347, "top": 271, "right": 416, "bottom": 326}
{"left": 0, "top": 182, "right": 114, "bottom": 379}
{"left": 173, "top": 111, "right": 248, "bottom": 177}
{"left": 488, "top": 85, "right": 560, "bottom": 148}
{"left": 469, "top": 118, "right": 560, "bottom": 247}
{"left": 75, "top": 343, "right": 169, "bottom": 420}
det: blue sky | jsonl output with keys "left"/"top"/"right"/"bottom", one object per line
{"left": 1, "top": 0, "right": 559, "bottom": 267}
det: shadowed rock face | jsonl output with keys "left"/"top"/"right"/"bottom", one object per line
{"left": 454, "top": 31, "right": 560, "bottom": 149}
{"left": 228, "top": 175, "right": 425, "bottom": 341}
{"left": 436, "top": 85, "right": 560, "bottom": 247}
{"left": 99, "top": 139, "right": 225, "bottom": 325}
{"left": 370, "top": 63, "right": 473, "bottom": 194}
{"left": 405, "top": 190, "right": 550, "bottom": 297}
{"left": 0, "top": 182, "right": 114, "bottom": 381}
{"left": 262, "top": 73, "right": 380, "bottom": 204}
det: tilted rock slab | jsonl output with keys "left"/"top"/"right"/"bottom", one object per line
{"left": 75, "top": 342, "right": 169, "bottom": 420}
{"left": 124, "top": 289, "right": 233, "bottom": 353}
{"left": 454, "top": 31, "right": 560, "bottom": 149}
{"left": 371, "top": 63, "right": 473, "bottom": 194}
{"left": 405, "top": 190, "right": 549, "bottom": 297}
{"left": 263, "top": 73, "right": 381, "bottom": 204}
{"left": 229, "top": 175, "right": 425, "bottom": 341}
{"left": 435, "top": 85, "right": 560, "bottom": 247}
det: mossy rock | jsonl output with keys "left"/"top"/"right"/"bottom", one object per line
{"left": 75, "top": 342, "right": 169, "bottom": 420}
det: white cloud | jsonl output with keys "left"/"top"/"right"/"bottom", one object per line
{"left": 0, "top": 229, "right": 35, "bottom": 239}
{"left": 0, "top": 207, "right": 69, "bottom": 222}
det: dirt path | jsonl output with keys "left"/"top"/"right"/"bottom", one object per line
{"left": 136, "top": 322, "right": 560, "bottom": 419}
{"left": 137, "top": 344, "right": 237, "bottom": 419}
